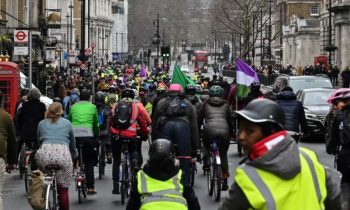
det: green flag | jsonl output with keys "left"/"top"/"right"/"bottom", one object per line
{"left": 171, "top": 65, "right": 195, "bottom": 89}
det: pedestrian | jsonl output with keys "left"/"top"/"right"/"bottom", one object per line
{"left": 152, "top": 84, "right": 200, "bottom": 186}
{"left": 0, "top": 90, "right": 17, "bottom": 210}
{"left": 332, "top": 65, "right": 340, "bottom": 86}
{"left": 341, "top": 66, "right": 350, "bottom": 88}
{"left": 17, "top": 88, "right": 46, "bottom": 171}
{"left": 126, "top": 139, "right": 200, "bottom": 210}
{"left": 35, "top": 102, "right": 78, "bottom": 210}
{"left": 328, "top": 92, "right": 350, "bottom": 209}
{"left": 219, "top": 98, "right": 341, "bottom": 210}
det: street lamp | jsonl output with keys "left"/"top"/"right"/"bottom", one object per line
{"left": 260, "top": 1, "right": 264, "bottom": 66}
{"left": 66, "top": 13, "right": 70, "bottom": 49}
{"left": 69, "top": 2, "right": 73, "bottom": 49}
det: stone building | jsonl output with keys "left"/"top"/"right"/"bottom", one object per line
{"left": 275, "top": 0, "right": 321, "bottom": 66}
{"left": 320, "top": 0, "right": 350, "bottom": 70}
{"left": 111, "top": 0, "right": 128, "bottom": 61}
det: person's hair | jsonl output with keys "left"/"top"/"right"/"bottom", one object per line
{"left": 260, "top": 122, "right": 284, "bottom": 137}
{"left": 80, "top": 90, "right": 91, "bottom": 101}
{"left": 147, "top": 153, "right": 176, "bottom": 175}
{"left": 57, "top": 85, "right": 67, "bottom": 99}
{"left": 282, "top": 86, "right": 293, "bottom": 92}
{"left": 45, "top": 102, "right": 63, "bottom": 123}
{"left": 27, "top": 88, "right": 41, "bottom": 100}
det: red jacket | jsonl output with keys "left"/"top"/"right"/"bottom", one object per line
{"left": 109, "top": 101, "right": 149, "bottom": 139}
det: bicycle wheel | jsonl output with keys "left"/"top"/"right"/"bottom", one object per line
{"left": 45, "top": 184, "right": 58, "bottom": 210}
{"left": 190, "top": 161, "right": 196, "bottom": 187}
{"left": 98, "top": 143, "right": 106, "bottom": 180}
{"left": 121, "top": 160, "right": 127, "bottom": 205}
{"left": 24, "top": 164, "right": 31, "bottom": 193}
{"left": 78, "top": 188, "right": 82, "bottom": 204}
{"left": 18, "top": 145, "right": 25, "bottom": 179}
{"left": 208, "top": 157, "right": 214, "bottom": 196}
{"left": 214, "top": 163, "right": 222, "bottom": 202}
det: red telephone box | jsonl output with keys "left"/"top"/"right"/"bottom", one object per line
{"left": 0, "top": 62, "right": 20, "bottom": 117}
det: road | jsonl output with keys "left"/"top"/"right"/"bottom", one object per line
{"left": 3, "top": 139, "right": 333, "bottom": 210}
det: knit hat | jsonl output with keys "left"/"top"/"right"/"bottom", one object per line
{"left": 27, "top": 88, "right": 41, "bottom": 100}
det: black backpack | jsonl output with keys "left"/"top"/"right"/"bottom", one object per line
{"left": 165, "top": 95, "right": 188, "bottom": 117}
{"left": 113, "top": 100, "right": 133, "bottom": 130}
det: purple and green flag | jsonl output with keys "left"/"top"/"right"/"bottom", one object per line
{"left": 236, "top": 58, "right": 259, "bottom": 98}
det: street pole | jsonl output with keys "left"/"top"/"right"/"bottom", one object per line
{"left": 88, "top": 0, "right": 90, "bottom": 47}
{"left": 69, "top": 2, "right": 73, "bottom": 49}
{"left": 260, "top": 3, "right": 263, "bottom": 66}
{"left": 66, "top": 14, "right": 69, "bottom": 50}
{"left": 231, "top": 32, "right": 235, "bottom": 64}
{"left": 268, "top": 0, "right": 272, "bottom": 63}
{"left": 328, "top": 1, "right": 332, "bottom": 67}
{"left": 253, "top": 12, "right": 255, "bottom": 65}
{"left": 116, "top": 32, "right": 118, "bottom": 55}
{"left": 156, "top": 13, "right": 160, "bottom": 67}
{"left": 81, "top": 0, "right": 85, "bottom": 51}
{"left": 29, "top": 30, "right": 32, "bottom": 90}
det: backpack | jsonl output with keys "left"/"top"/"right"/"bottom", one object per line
{"left": 165, "top": 95, "right": 188, "bottom": 117}
{"left": 113, "top": 100, "right": 133, "bottom": 130}
{"left": 27, "top": 170, "right": 45, "bottom": 210}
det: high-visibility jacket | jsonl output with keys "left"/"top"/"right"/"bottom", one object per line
{"left": 137, "top": 170, "right": 188, "bottom": 210}
{"left": 235, "top": 148, "right": 327, "bottom": 210}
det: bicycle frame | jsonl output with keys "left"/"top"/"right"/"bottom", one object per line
{"left": 44, "top": 170, "right": 58, "bottom": 210}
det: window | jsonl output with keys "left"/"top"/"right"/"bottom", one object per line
{"left": 310, "top": 5, "right": 319, "bottom": 16}
{"left": 112, "top": 5, "right": 118, "bottom": 14}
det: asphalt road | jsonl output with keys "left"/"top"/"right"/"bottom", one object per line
{"left": 3, "top": 139, "right": 334, "bottom": 210}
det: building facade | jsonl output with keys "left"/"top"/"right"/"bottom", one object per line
{"left": 111, "top": 0, "right": 128, "bottom": 61}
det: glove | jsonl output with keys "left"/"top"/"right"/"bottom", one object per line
{"left": 195, "top": 150, "right": 202, "bottom": 163}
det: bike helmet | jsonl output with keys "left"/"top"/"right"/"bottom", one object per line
{"left": 234, "top": 98, "right": 285, "bottom": 129}
{"left": 121, "top": 88, "right": 135, "bottom": 99}
{"left": 195, "top": 85, "right": 202, "bottom": 95}
{"left": 209, "top": 85, "right": 223, "bottom": 97}
{"left": 149, "top": 139, "right": 175, "bottom": 162}
{"left": 131, "top": 87, "right": 139, "bottom": 99}
{"left": 185, "top": 84, "right": 196, "bottom": 95}
{"left": 250, "top": 81, "right": 261, "bottom": 92}
{"left": 169, "top": 84, "right": 183, "bottom": 93}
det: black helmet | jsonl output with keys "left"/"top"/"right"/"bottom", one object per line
{"left": 185, "top": 84, "right": 196, "bottom": 95}
{"left": 250, "top": 81, "right": 261, "bottom": 92}
{"left": 149, "top": 139, "right": 175, "bottom": 162}
{"left": 95, "top": 91, "right": 105, "bottom": 102}
{"left": 234, "top": 98, "right": 285, "bottom": 129}
{"left": 121, "top": 89, "right": 135, "bottom": 99}
{"left": 80, "top": 89, "right": 92, "bottom": 101}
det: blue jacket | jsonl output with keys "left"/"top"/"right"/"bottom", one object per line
{"left": 276, "top": 91, "right": 307, "bottom": 133}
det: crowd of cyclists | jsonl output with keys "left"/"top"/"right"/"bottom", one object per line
{"left": 2, "top": 61, "right": 348, "bottom": 209}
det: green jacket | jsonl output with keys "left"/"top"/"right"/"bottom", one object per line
{"left": 0, "top": 109, "right": 17, "bottom": 164}
{"left": 69, "top": 101, "right": 99, "bottom": 137}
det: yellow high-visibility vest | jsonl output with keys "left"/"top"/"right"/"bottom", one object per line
{"left": 235, "top": 147, "right": 327, "bottom": 210}
{"left": 137, "top": 170, "right": 188, "bottom": 210}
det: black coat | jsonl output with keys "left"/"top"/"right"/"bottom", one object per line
{"left": 126, "top": 164, "right": 201, "bottom": 210}
{"left": 199, "top": 96, "right": 233, "bottom": 141}
{"left": 17, "top": 99, "right": 46, "bottom": 141}
{"left": 276, "top": 91, "right": 307, "bottom": 133}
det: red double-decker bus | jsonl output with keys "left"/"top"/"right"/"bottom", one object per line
{"left": 194, "top": 50, "right": 208, "bottom": 73}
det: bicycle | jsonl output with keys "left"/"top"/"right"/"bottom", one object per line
{"left": 176, "top": 155, "right": 197, "bottom": 188}
{"left": 17, "top": 144, "right": 25, "bottom": 179}
{"left": 75, "top": 141, "right": 87, "bottom": 204}
{"left": 119, "top": 139, "right": 136, "bottom": 205}
{"left": 205, "top": 139, "right": 222, "bottom": 202}
{"left": 19, "top": 143, "right": 34, "bottom": 193}
{"left": 43, "top": 165, "right": 60, "bottom": 210}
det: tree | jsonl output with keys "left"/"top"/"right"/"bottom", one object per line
{"left": 212, "top": 0, "right": 280, "bottom": 59}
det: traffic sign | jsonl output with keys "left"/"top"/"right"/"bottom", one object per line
{"left": 14, "top": 47, "right": 28, "bottom": 55}
{"left": 91, "top": 43, "right": 96, "bottom": 48}
{"left": 14, "top": 30, "right": 28, "bottom": 43}
{"left": 85, "top": 48, "right": 92, "bottom": 55}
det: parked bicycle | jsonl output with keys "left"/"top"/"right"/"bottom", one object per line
{"left": 43, "top": 165, "right": 60, "bottom": 210}
{"left": 205, "top": 139, "right": 222, "bottom": 201}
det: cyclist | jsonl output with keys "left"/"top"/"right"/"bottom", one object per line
{"left": 244, "top": 81, "right": 263, "bottom": 105}
{"left": 126, "top": 139, "right": 200, "bottom": 210}
{"left": 69, "top": 90, "right": 100, "bottom": 195}
{"left": 198, "top": 85, "right": 233, "bottom": 191}
{"left": 219, "top": 98, "right": 341, "bottom": 210}
{"left": 17, "top": 88, "right": 46, "bottom": 170}
{"left": 36, "top": 102, "right": 78, "bottom": 210}
{"left": 151, "top": 86, "right": 167, "bottom": 119}
{"left": 0, "top": 90, "right": 17, "bottom": 209}
{"left": 152, "top": 84, "right": 200, "bottom": 186}
{"left": 276, "top": 86, "right": 307, "bottom": 140}
{"left": 185, "top": 84, "right": 202, "bottom": 115}
{"left": 109, "top": 89, "right": 149, "bottom": 194}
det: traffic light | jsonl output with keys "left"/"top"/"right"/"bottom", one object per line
{"left": 161, "top": 46, "right": 170, "bottom": 58}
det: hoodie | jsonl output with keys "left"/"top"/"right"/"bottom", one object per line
{"left": 219, "top": 134, "right": 341, "bottom": 210}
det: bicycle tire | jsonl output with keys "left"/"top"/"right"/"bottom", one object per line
{"left": 45, "top": 183, "right": 59, "bottom": 210}
{"left": 24, "top": 167, "right": 31, "bottom": 193}
{"left": 121, "top": 160, "right": 127, "bottom": 205}
{"left": 98, "top": 143, "right": 106, "bottom": 180}
{"left": 78, "top": 187, "right": 82, "bottom": 204}
{"left": 18, "top": 145, "right": 25, "bottom": 179}
{"left": 190, "top": 162, "right": 196, "bottom": 187}
{"left": 214, "top": 163, "right": 222, "bottom": 202}
{"left": 125, "top": 161, "right": 130, "bottom": 198}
